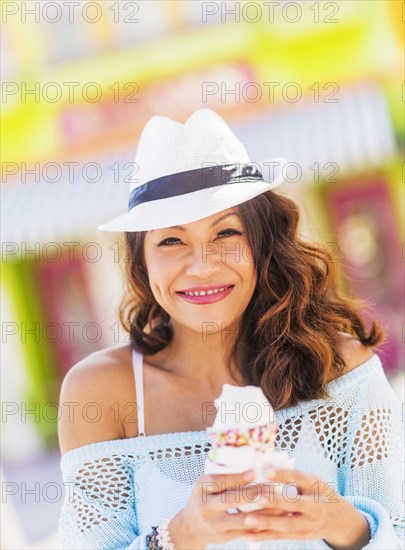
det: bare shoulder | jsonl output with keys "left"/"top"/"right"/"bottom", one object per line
{"left": 337, "top": 332, "right": 375, "bottom": 374}
{"left": 58, "top": 344, "right": 133, "bottom": 455}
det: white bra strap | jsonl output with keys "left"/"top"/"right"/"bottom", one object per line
{"left": 132, "top": 348, "right": 145, "bottom": 436}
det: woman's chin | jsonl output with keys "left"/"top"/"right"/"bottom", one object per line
{"left": 181, "top": 316, "right": 239, "bottom": 339}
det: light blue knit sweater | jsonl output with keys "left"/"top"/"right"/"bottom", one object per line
{"left": 58, "top": 354, "right": 404, "bottom": 549}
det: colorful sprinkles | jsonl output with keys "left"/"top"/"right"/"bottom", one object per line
{"left": 207, "top": 423, "right": 278, "bottom": 451}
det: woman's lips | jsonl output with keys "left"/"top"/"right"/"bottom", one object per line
{"left": 176, "top": 285, "right": 234, "bottom": 304}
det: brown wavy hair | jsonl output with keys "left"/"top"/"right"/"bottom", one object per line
{"left": 119, "top": 191, "right": 386, "bottom": 411}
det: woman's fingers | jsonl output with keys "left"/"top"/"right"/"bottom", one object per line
{"left": 265, "top": 468, "right": 325, "bottom": 495}
{"left": 252, "top": 488, "right": 314, "bottom": 514}
{"left": 197, "top": 470, "right": 256, "bottom": 495}
{"left": 193, "top": 469, "right": 338, "bottom": 544}
{"left": 242, "top": 511, "right": 311, "bottom": 533}
{"left": 207, "top": 482, "right": 282, "bottom": 512}
{"left": 204, "top": 480, "right": 308, "bottom": 514}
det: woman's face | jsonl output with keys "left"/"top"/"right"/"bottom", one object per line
{"left": 143, "top": 207, "right": 257, "bottom": 336}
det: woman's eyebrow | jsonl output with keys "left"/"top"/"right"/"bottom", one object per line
{"left": 150, "top": 212, "right": 241, "bottom": 233}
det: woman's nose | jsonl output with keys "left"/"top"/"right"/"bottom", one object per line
{"left": 185, "top": 244, "right": 222, "bottom": 278}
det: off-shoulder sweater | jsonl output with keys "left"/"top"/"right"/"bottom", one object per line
{"left": 58, "top": 350, "right": 404, "bottom": 549}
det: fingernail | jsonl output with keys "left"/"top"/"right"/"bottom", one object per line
{"left": 265, "top": 467, "right": 275, "bottom": 478}
{"left": 245, "top": 516, "right": 259, "bottom": 527}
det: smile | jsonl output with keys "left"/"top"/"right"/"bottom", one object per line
{"left": 176, "top": 285, "right": 234, "bottom": 304}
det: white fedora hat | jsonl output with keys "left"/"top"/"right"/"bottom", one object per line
{"left": 98, "top": 109, "right": 288, "bottom": 232}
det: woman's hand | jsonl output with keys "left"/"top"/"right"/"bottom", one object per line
{"left": 240, "top": 468, "right": 371, "bottom": 550}
{"left": 167, "top": 469, "right": 290, "bottom": 549}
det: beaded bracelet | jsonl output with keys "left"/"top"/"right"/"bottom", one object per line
{"left": 145, "top": 526, "right": 161, "bottom": 550}
{"left": 146, "top": 515, "right": 175, "bottom": 550}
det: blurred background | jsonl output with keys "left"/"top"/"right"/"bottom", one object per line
{"left": 1, "top": 0, "right": 403, "bottom": 547}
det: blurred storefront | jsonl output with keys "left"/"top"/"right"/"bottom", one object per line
{"left": 1, "top": 1, "right": 403, "bottom": 547}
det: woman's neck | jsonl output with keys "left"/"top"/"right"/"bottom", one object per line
{"left": 145, "top": 330, "right": 243, "bottom": 390}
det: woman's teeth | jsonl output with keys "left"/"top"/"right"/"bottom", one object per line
{"left": 183, "top": 286, "right": 230, "bottom": 296}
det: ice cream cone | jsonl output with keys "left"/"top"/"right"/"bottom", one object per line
{"left": 204, "top": 384, "right": 296, "bottom": 547}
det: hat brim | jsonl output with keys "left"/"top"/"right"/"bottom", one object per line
{"left": 98, "top": 158, "right": 287, "bottom": 232}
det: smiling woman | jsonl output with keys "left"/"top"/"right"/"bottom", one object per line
{"left": 121, "top": 191, "right": 383, "bottom": 412}
{"left": 57, "top": 109, "right": 404, "bottom": 550}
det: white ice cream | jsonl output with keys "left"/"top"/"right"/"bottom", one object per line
{"left": 204, "top": 383, "right": 296, "bottom": 513}
{"left": 209, "top": 383, "right": 275, "bottom": 430}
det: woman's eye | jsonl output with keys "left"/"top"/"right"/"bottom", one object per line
{"left": 157, "top": 229, "right": 242, "bottom": 247}
{"left": 157, "top": 238, "right": 181, "bottom": 247}
{"left": 219, "top": 229, "right": 242, "bottom": 237}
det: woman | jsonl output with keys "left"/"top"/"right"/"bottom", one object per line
{"left": 58, "top": 110, "right": 404, "bottom": 549}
